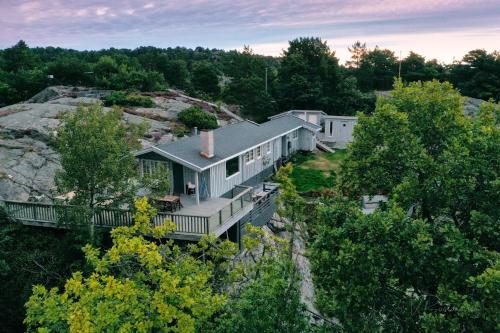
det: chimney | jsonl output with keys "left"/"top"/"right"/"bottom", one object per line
{"left": 200, "top": 130, "right": 214, "bottom": 158}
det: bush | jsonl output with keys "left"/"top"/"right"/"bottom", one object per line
{"left": 103, "top": 92, "right": 154, "bottom": 107}
{"left": 178, "top": 106, "right": 218, "bottom": 130}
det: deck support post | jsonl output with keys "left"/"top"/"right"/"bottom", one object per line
{"left": 195, "top": 172, "right": 200, "bottom": 205}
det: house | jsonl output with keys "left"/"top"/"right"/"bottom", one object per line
{"left": 269, "top": 110, "right": 326, "bottom": 127}
{"left": 270, "top": 110, "right": 358, "bottom": 149}
{"left": 134, "top": 113, "right": 321, "bottom": 241}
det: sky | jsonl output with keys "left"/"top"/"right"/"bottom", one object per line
{"left": 0, "top": 0, "right": 499, "bottom": 64}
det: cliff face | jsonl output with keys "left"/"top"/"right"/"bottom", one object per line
{"left": 0, "top": 87, "right": 238, "bottom": 202}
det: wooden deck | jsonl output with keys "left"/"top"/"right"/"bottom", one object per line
{"left": 1, "top": 186, "right": 254, "bottom": 241}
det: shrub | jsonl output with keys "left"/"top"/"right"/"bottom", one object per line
{"left": 103, "top": 91, "right": 154, "bottom": 107}
{"left": 178, "top": 106, "right": 218, "bottom": 130}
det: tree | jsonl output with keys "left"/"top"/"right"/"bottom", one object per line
{"left": 313, "top": 80, "right": 500, "bottom": 332}
{"left": 310, "top": 196, "right": 500, "bottom": 333}
{"left": 47, "top": 57, "right": 93, "bottom": 86}
{"left": 346, "top": 41, "right": 367, "bottom": 68}
{"left": 448, "top": 49, "right": 500, "bottom": 101}
{"left": 1, "top": 40, "right": 38, "bottom": 72}
{"left": 25, "top": 198, "right": 228, "bottom": 332}
{"left": 400, "top": 52, "right": 443, "bottom": 83}
{"left": 356, "top": 47, "right": 397, "bottom": 91}
{"left": 212, "top": 225, "right": 311, "bottom": 333}
{"left": 223, "top": 74, "right": 277, "bottom": 122}
{"left": 55, "top": 103, "right": 145, "bottom": 209}
{"left": 277, "top": 37, "right": 341, "bottom": 113}
{"left": 178, "top": 106, "right": 219, "bottom": 130}
{"left": 0, "top": 223, "right": 87, "bottom": 333}
{"left": 192, "top": 61, "right": 220, "bottom": 97}
{"left": 164, "top": 59, "right": 190, "bottom": 89}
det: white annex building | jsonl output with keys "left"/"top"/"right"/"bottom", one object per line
{"left": 270, "top": 110, "right": 358, "bottom": 148}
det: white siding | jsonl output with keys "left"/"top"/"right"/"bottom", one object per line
{"left": 209, "top": 157, "right": 243, "bottom": 197}
{"left": 323, "top": 118, "right": 356, "bottom": 144}
{"left": 299, "top": 128, "right": 315, "bottom": 151}
{"left": 207, "top": 129, "right": 315, "bottom": 198}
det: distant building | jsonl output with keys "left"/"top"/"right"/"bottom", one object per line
{"left": 322, "top": 115, "right": 358, "bottom": 148}
{"left": 270, "top": 110, "right": 358, "bottom": 149}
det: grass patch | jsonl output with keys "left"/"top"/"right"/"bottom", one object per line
{"left": 289, "top": 150, "right": 347, "bottom": 194}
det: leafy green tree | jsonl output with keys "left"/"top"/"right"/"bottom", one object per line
{"left": 47, "top": 57, "right": 93, "bottom": 86}
{"left": 356, "top": 47, "right": 397, "bottom": 91}
{"left": 93, "top": 55, "right": 119, "bottom": 78}
{"left": 0, "top": 223, "right": 87, "bottom": 333}
{"left": 346, "top": 40, "right": 367, "bottom": 68}
{"left": 1, "top": 40, "right": 39, "bottom": 72}
{"left": 178, "top": 106, "right": 218, "bottom": 129}
{"left": 400, "top": 52, "right": 442, "bottom": 83}
{"left": 140, "top": 163, "right": 171, "bottom": 200}
{"left": 278, "top": 37, "right": 340, "bottom": 113}
{"left": 448, "top": 49, "right": 500, "bottom": 101}
{"left": 55, "top": 103, "right": 145, "bottom": 209}
{"left": 223, "top": 74, "right": 277, "bottom": 122}
{"left": 164, "top": 59, "right": 190, "bottom": 89}
{"left": 314, "top": 80, "right": 500, "bottom": 332}
{"left": 310, "top": 196, "right": 500, "bottom": 333}
{"left": 212, "top": 225, "right": 311, "bottom": 333}
{"left": 192, "top": 61, "right": 220, "bottom": 97}
{"left": 25, "top": 198, "right": 228, "bottom": 332}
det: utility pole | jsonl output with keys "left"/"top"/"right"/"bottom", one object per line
{"left": 265, "top": 67, "right": 268, "bottom": 94}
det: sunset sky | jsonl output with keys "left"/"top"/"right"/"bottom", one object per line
{"left": 1, "top": 0, "right": 499, "bottom": 63}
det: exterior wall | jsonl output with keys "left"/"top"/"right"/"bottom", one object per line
{"left": 138, "top": 128, "right": 318, "bottom": 199}
{"left": 208, "top": 133, "right": 300, "bottom": 198}
{"left": 298, "top": 128, "right": 316, "bottom": 151}
{"left": 323, "top": 118, "right": 357, "bottom": 146}
{"left": 209, "top": 160, "right": 243, "bottom": 198}
{"left": 289, "top": 111, "right": 323, "bottom": 126}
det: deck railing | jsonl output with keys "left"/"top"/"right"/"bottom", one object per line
{"left": 207, "top": 186, "right": 253, "bottom": 233}
{"left": 0, "top": 200, "right": 209, "bottom": 235}
{"left": 1, "top": 187, "right": 255, "bottom": 236}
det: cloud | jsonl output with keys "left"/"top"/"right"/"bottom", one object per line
{"left": 0, "top": 0, "right": 498, "bottom": 62}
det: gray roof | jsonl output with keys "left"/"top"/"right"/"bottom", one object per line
{"left": 138, "top": 114, "right": 320, "bottom": 171}
{"left": 269, "top": 109, "right": 326, "bottom": 120}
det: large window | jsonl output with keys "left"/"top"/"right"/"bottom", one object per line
{"left": 256, "top": 146, "right": 262, "bottom": 159}
{"left": 244, "top": 150, "right": 254, "bottom": 164}
{"left": 140, "top": 159, "right": 168, "bottom": 176}
{"left": 226, "top": 156, "right": 239, "bottom": 178}
{"left": 266, "top": 142, "right": 271, "bottom": 154}
{"left": 292, "top": 130, "right": 298, "bottom": 139}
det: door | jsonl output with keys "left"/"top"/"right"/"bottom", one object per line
{"left": 172, "top": 163, "right": 184, "bottom": 194}
{"left": 281, "top": 136, "right": 287, "bottom": 156}
{"left": 339, "top": 122, "right": 349, "bottom": 142}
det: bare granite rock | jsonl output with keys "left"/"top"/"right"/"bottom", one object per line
{"left": 0, "top": 86, "right": 240, "bottom": 202}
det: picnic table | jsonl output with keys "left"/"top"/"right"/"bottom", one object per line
{"left": 155, "top": 195, "right": 183, "bottom": 212}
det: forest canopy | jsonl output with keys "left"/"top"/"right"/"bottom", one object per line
{"left": 1, "top": 39, "right": 498, "bottom": 120}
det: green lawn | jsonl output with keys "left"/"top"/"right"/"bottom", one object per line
{"left": 289, "top": 150, "right": 347, "bottom": 193}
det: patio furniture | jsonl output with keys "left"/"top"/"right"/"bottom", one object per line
{"left": 186, "top": 182, "right": 196, "bottom": 195}
{"left": 156, "top": 195, "right": 183, "bottom": 212}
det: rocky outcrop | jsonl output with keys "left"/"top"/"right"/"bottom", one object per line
{"left": 0, "top": 87, "right": 240, "bottom": 202}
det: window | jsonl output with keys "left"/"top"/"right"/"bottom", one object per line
{"left": 266, "top": 142, "right": 271, "bottom": 154}
{"left": 225, "top": 156, "right": 239, "bottom": 178}
{"left": 244, "top": 150, "right": 254, "bottom": 164}
{"left": 256, "top": 146, "right": 262, "bottom": 158}
{"left": 329, "top": 122, "right": 333, "bottom": 136}
{"left": 342, "top": 122, "right": 347, "bottom": 127}
{"left": 292, "top": 130, "right": 298, "bottom": 139}
{"left": 140, "top": 159, "right": 168, "bottom": 176}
